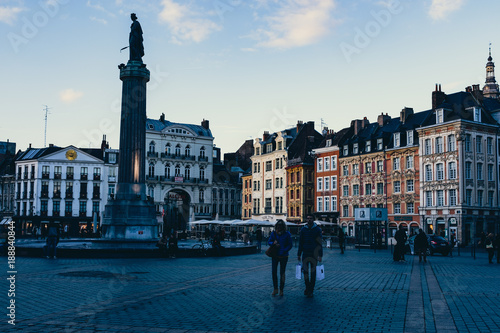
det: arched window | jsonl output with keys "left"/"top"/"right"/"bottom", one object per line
{"left": 200, "top": 167, "right": 205, "bottom": 180}
{"left": 185, "top": 145, "right": 191, "bottom": 156}
{"left": 175, "top": 144, "right": 181, "bottom": 156}
{"left": 175, "top": 164, "right": 181, "bottom": 177}
{"left": 149, "top": 141, "right": 155, "bottom": 153}
{"left": 148, "top": 163, "right": 155, "bottom": 177}
{"left": 199, "top": 189, "right": 204, "bottom": 202}
{"left": 185, "top": 165, "right": 190, "bottom": 180}
{"left": 165, "top": 143, "right": 171, "bottom": 155}
{"left": 200, "top": 146, "right": 206, "bottom": 158}
{"left": 165, "top": 164, "right": 170, "bottom": 178}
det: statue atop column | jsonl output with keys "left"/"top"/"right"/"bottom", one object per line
{"left": 129, "top": 13, "right": 144, "bottom": 62}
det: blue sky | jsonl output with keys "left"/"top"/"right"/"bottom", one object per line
{"left": 0, "top": 0, "right": 498, "bottom": 154}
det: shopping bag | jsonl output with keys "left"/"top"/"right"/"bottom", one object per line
{"left": 326, "top": 240, "right": 331, "bottom": 248}
{"left": 295, "top": 263, "right": 302, "bottom": 279}
{"left": 316, "top": 264, "right": 325, "bottom": 280}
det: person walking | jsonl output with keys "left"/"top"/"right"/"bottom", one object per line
{"left": 338, "top": 228, "right": 346, "bottom": 254}
{"left": 268, "top": 220, "right": 293, "bottom": 296}
{"left": 297, "top": 215, "right": 323, "bottom": 298}
{"left": 414, "top": 229, "right": 428, "bottom": 263}
{"left": 449, "top": 232, "right": 457, "bottom": 257}
{"left": 485, "top": 233, "right": 495, "bottom": 264}
{"left": 255, "top": 227, "right": 263, "bottom": 252}
{"left": 156, "top": 234, "right": 168, "bottom": 257}
{"left": 45, "top": 222, "right": 60, "bottom": 259}
{"left": 168, "top": 232, "right": 178, "bottom": 258}
{"left": 393, "top": 225, "right": 407, "bottom": 262}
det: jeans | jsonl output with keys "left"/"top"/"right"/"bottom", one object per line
{"left": 46, "top": 236, "right": 58, "bottom": 258}
{"left": 271, "top": 256, "right": 289, "bottom": 290}
{"left": 302, "top": 255, "right": 318, "bottom": 293}
{"left": 487, "top": 248, "right": 494, "bottom": 263}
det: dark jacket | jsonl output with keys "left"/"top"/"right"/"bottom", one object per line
{"left": 414, "top": 232, "right": 428, "bottom": 250}
{"left": 298, "top": 223, "right": 323, "bottom": 258}
{"left": 268, "top": 231, "right": 292, "bottom": 257}
{"left": 395, "top": 229, "right": 407, "bottom": 245}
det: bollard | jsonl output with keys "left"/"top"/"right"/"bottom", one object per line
{"left": 458, "top": 241, "right": 460, "bottom": 256}
{"left": 473, "top": 241, "right": 476, "bottom": 260}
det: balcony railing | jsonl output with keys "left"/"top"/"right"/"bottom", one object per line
{"left": 79, "top": 211, "right": 87, "bottom": 217}
{"left": 264, "top": 207, "right": 272, "bottom": 214}
{"left": 29, "top": 192, "right": 33, "bottom": 199}
{"left": 42, "top": 173, "right": 50, "bottom": 179}
{"left": 147, "top": 152, "right": 158, "bottom": 158}
{"left": 53, "top": 211, "right": 60, "bottom": 217}
{"left": 54, "top": 173, "right": 62, "bottom": 179}
{"left": 23, "top": 172, "right": 28, "bottom": 179}
{"left": 80, "top": 174, "right": 88, "bottom": 180}
{"left": 41, "top": 191, "right": 49, "bottom": 198}
{"left": 40, "top": 211, "right": 48, "bottom": 217}
{"left": 30, "top": 171, "right": 35, "bottom": 178}
{"left": 93, "top": 174, "right": 101, "bottom": 180}
{"left": 79, "top": 193, "right": 87, "bottom": 199}
{"left": 66, "top": 173, "right": 74, "bottom": 180}
{"left": 198, "top": 156, "right": 208, "bottom": 162}
{"left": 65, "top": 211, "right": 72, "bottom": 217}
{"left": 65, "top": 191, "right": 73, "bottom": 199}
{"left": 92, "top": 192, "right": 100, "bottom": 199}
{"left": 22, "top": 192, "right": 27, "bottom": 199}
{"left": 53, "top": 191, "right": 61, "bottom": 199}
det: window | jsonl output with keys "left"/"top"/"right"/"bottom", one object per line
{"left": 436, "top": 163, "right": 444, "bottom": 180}
{"left": 324, "top": 176, "right": 330, "bottom": 191}
{"left": 79, "top": 201, "right": 87, "bottom": 214}
{"left": 353, "top": 143, "right": 358, "bottom": 154}
{"left": 326, "top": 139, "right": 332, "bottom": 147}
{"left": 436, "top": 137, "right": 443, "bottom": 154}
{"left": 165, "top": 164, "right": 171, "bottom": 178}
{"left": 476, "top": 136, "right": 482, "bottom": 153}
{"left": 81, "top": 167, "right": 88, "bottom": 177}
{"left": 266, "top": 144, "right": 272, "bottom": 153}
{"left": 40, "top": 200, "right": 48, "bottom": 213}
{"left": 275, "top": 178, "right": 280, "bottom": 189}
{"left": 331, "top": 156, "right": 337, "bottom": 170}
{"left": 353, "top": 164, "right": 359, "bottom": 175}
{"left": 488, "top": 191, "right": 494, "bottom": 207}
{"left": 425, "top": 165, "right": 432, "bottom": 181}
{"left": 366, "top": 141, "right": 371, "bottom": 152}
{"left": 365, "top": 183, "right": 372, "bottom": 195}
{"left": 317, "top": 178, "right": 323, "bottom": 191}
{"left": 324, "top": 196, "right": 330, "bottom": 211}
{"left": 488, "top": 164, "right": 494, "bottom": 181}
{"left": 465, "top": 134, "right": 471, "bottom": 152}
{"left": 148, "top": 141, "right": 155, "bottom": 153}
{"left": 407, "top": 179, "right": 414, "bottom": 192}
{"left": 277, "top": 141, "right": 282, "bottom": 150}
{"left": 394, "top": 203, "right": 401, "bottom": 214}
{"left": 448, "top": 135, "right": 456, "bottom": 151}
{"left": 253, "top": 163, "right": 258, "bottom": 173}
{"left": 54, "top": 166, "right": 62, "bottom": 177}
{"left": 165, "top": 143, "right": 171, "bottom": 155}
{"left": 92, "top": 202, "right": 100, "bottom": 213}
{"left": 199, "top": 146, "right": 205, "bottom": 158}
{"left": 436, "top": 109, "right": 444, "bottom": 123}
{"left": 265, "top": 161, "right": 272, "bottom": 172}
{"left": 477, "top": 163, "right": 483, "bottom": 180}
{"left": 448, "top": 162, "right": 457, "bottom": 179}
{"left": 343, "top": 205, "right": 349, "bottom": 217}
{"left": 477, "top": 190, "right": 483, "bottom": 206}
{"left": 67, "top": 166, "right": 74, "bottom": 177}
{"left": 449, "top": 189, "right": 457, "bottom": 206}
{"left": 265, "top": 179, "right": 272, "bottom": 190}
{"left": 425, "top": 191, "right": 432, "bottom": 206}
{"left": 343, "top": 165, "right": 349, "bottom": 176}
{"left": 407, "top": 203, "right": 414, "bottom": 214}
{"left": 185, "top": 145, "right": 191, "bottom": 156}
{"left": 425, "top": 139, "right": 432, "bottom": 155}
{"left": 343, "top": 145, "right": 348, "bottom": 156}
{"left": 53, "top": 181, "right": 61, "bottom": 197}
{"left": 393, "top": 157, "right": 400, "bottom": 170}
{"left": 353, "top": 184, "right": 359, "bottom": 196}
{"left": 93, "top": 167, "right": 101, "bottom": 177}
{"left": 148, "top": 163, "right": 155, "bottom": 177}
{"left": 332, "top": 196, "right": 337, "bottom": 211}
{"left": 175, "top": 165, "right": 181, "bottom": 177}
{"left": 324, "top": 157, "right": 330, "bottom": 171}
{"left": 437, "top": 190, "right": 444, "bottom": 206}
{"left": 317, "top": 159, "right": 323, "bottom": 172}
{"left": 52, "top": 201, "right": 60, "bottom": 215}
{"left": 377, "top": 161, "right": 383, "bottom": 172}
{"left": 317, "top": 197, "right": 323, "bottom": 212}
{"left": 465, "top": 189, "right": 472, "bottom": 205}
{"left": 377, "top": 138, "right": 383, "bottom": 150}
{"left": 365, "top": 162, "right": 372, "bottom": 173}
{"left": 487, "top": 137, "right": 493, "bottom": 154}
{"left": 275, "top": 158, "right": 281, "bottom": 169}
{"left": 175, "top": 144, "right": 181, "bottom": 156}
{"left": 255, "top": 147, "right": 260, "bottom": 155}
{"left": 405, "top": 156, "right": 413, "bottom": 169}
{"left": 465, "top": 162, "right": 472, "bottom": 179}
{"left": 393, "top": 133, "right": 400, "bottom": 147}
{"left": 474, "top": 107, "right": 481, "bottom": 122}
{"left": 199, "top": 167, "right": 205, "bottom": 180}
{"left": 65, "top": 201, "right": 72, "bottom": 214}
{"left": 377, "top": 183, "right": 384, "bottom": 195}
{"left": 331, "top": 176, "right": 337, "bottom": 190}
{"left": 407, "top": 131, "right": 414, "bottom": 146}
{"left": 343, "top": 185, "right": 349, "bottom": 197}
{"left": 393, "top": 181, "right": 401, "bottom": 193}
{"left": 184, "top": 166, "right": 190, "bottom": 180}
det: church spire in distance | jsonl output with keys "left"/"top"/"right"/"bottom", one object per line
{"left": 483, "top": 43, "right": 499, "bottom": 98}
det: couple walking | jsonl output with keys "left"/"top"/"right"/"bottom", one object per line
{"left": 268, "top": 216, "right": 323, "bottom": 297}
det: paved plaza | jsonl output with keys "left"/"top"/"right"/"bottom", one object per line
{"left": 2, "top": 246, "right": 500, "bottom": 333}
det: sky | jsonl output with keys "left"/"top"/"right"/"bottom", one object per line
{"left": 1, "top": 0, "right": 499, "bottom": 155}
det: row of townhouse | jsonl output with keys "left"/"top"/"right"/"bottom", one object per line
{"left": 245, "top": 53, "right": 500, "bottom": 245}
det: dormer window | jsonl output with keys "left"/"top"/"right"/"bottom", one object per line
{"left": 343, "top": 145, "right": 348, "bottom": 156}
{"left": 474, "top": 107, "right": 481, "bottom": 122}
{"left": 326, "top": 139, "right": 332, "bottom": 147}
{"left": 353, "top": 143, "right": 358, "bottom": 154}
{"left": 393, "top": 133, "right": 400, "bottom": 147}
{"left": 436, "top": 109, "right": 444, "bottom": 123}
{"left": 407, "top": 131, "right": 414, "bottom": 146}
{"left": 377, "top": 139, "right": 383, "bottom": 150}
{"left": 277, "top": 141, "right": 283, "bottom": 150}
{"left": 365, "top": 141, "right": 371, "bottom": 152}
{"left": 148, "top": 124, "right": 154, "bottom": 130}
{"left": 266, "top": 143, "right": 272, "bottom": 153}
{"left": 255, "top": 147, "right": 260, "bottom": 155}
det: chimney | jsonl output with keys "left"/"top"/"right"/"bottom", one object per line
{"left": 465, "top": 86, "right": 472, "bottom": 93}
{"left": 201, "top": 119, "right": 209, "bottom": 130}
{"left": 400, "top": 107, "right": 414, "bottom": 123}
{"left": 263, "top": 131, "right": 270, "bottom": 141}
{"left": 159, "top": 113, "right": 165, "bottom": 122}
{"left": 351, "top": 119, "right": 363, "bottom": 135}
{"left": 49, "top": 143, "right": 54, "bottom": 147}
{"left": 296, "top": 120, "right": 304, "bottom": 132}
{"left": 377, "top": 113, "right": 391, "bottom": 126}
{"left": 472, "top": 84, "right": 483, "bottom": 102}
{"left": 432, "top": 83, "right": 446, "bottom": 109}
{"left": 29, "top": 143, "right": 32, "bottom": 149}
{"left": 362, "top": 117, "right": 369, "bottom": 128}
{"left": 101, "top": 135, "right": 108, "bottom": 151}
{"left": 472, "top": 84, "right": 480, "bottom": 91}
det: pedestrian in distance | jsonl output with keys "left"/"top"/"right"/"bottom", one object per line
{"left": 485, "top": 233, "right": 495, "bottom": 264}
{"left": 168, "top": 232, "right": 178, "bottom": 258}
{"left": 338, "top": 228, "right": 346, "bottom": 254}
{"left": 156, "top": 234, "right": 168, "bottom": 257}
{"left": 393, "top": 224, "right": 407, "bottom": 262}
{"left": 268, "top": 220, "right": 292, "bottom": 296}
{"left": 44, "top": 222, "right": 60, "bottom": 259}
{"left": 494, "top": 234, "right": 500, "bottom": 264}
{"left": 255, "top": 227, "right": 263, "bottom": 252}
{"left": 449, "top": 232, "right": 457, "bottom": 257}
{"left": 297, "top": 215, "right": 323, "bottom": 298}
{"left": 414, "top": 229, "right": 428, "bottom": 263}
{"left": 63, "top": 224, "right": 69, "bottom": 239}
{"left": 33, "top": 226, "right": 38, "bottom": 240}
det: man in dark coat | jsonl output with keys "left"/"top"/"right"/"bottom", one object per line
{"left": 297, "top": 215, "right": 323, "bottom": 297}
{"left": 393, "top": 224, "right": 407, "bottom": 262}
{"left": 414, "top": 228, "right": 428, "bottom": 263}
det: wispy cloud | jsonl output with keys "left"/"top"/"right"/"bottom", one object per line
{"left": 60, "top": 89, "right": 84, "bottom": 103}
{"left": 0, "top": 6, "right": 24, "bottom": 25}
{"left": 249, "top": 0, "right": 337, "bottom": 49}
{"left": 158, "top": 0, "right": 221, "bottom": 44}
{"left": 87, "top": 0, "right": 116, "bottom": 17}
{"left": 428, "top": 0, "right": 464, "bottom": 21}
{"left": 90, "top": 16, "right": 107, "bottom": 24}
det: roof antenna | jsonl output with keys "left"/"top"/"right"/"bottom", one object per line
{"left": 43, "top": 105, "right": 52, "bottom": 148}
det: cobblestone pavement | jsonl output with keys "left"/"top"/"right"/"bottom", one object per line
{"left": 2, "top": 247, "right": 499, "bottom": 332}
